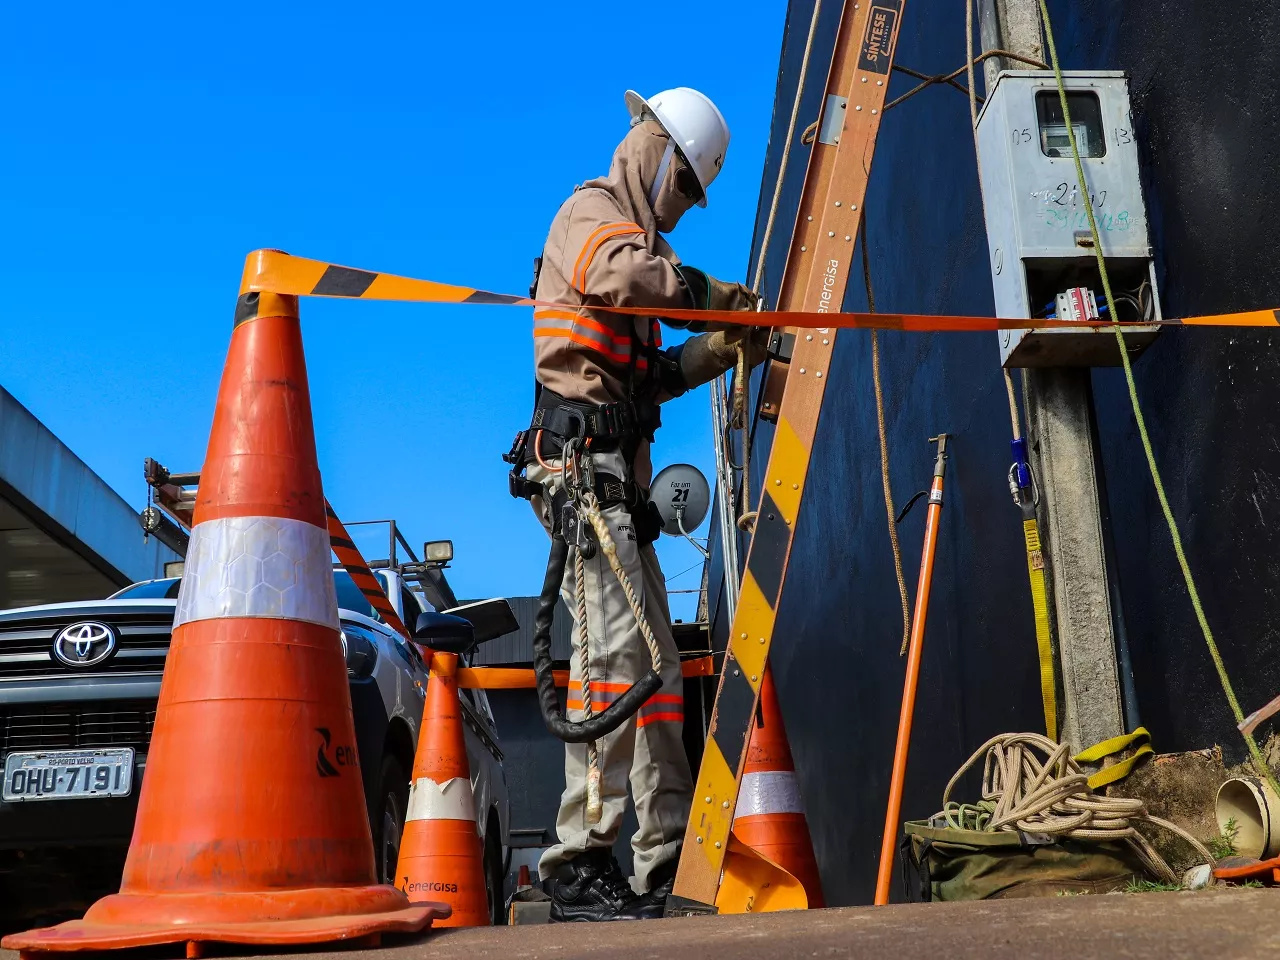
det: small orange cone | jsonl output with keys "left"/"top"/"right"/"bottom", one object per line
{"left": 395, "top": 651, "right": 491, "bottom": 926}
{"left": 716, "top": 666, "right": 824, "bottom": 912}
{"left": 3, "top": 288, "right": 444, "bottom": 954}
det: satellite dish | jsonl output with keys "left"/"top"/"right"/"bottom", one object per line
{"left": 650, "top": 463, "right": 711, "bottom": 536}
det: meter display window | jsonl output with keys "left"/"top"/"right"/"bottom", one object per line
{"left": 1036, "top": 91, "right": 1105, "bottom": 158}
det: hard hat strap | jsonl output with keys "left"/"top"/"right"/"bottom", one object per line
{"left": 648, "top": 140, "right": 676, "bottom": 209}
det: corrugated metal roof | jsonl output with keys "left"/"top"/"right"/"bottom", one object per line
{"left": 471, "top": 595, "right": 574, "bottom": 665}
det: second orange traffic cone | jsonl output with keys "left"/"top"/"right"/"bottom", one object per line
{"left": 395, "top": 651, "right": 491, "bottom": 926}
{"left": 716, "top": 666, "right": 824, "bottom": 913}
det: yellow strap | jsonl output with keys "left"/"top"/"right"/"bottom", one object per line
{"left": 1075, "top": 727, "right": 1153, "bottom": 790}
{"left": 1074, "top": 726, "right": 1150, "bottom": 763}
{"left": 1023, "top": 518, "right": 1057, "bottom": 741}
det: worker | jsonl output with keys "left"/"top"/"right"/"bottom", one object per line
{"left": 505, "top": 87, "right": 767, "bottom": 922}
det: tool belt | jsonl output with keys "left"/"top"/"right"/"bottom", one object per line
{"left": 504, "top": 389, "right": 663, "bottom": 545}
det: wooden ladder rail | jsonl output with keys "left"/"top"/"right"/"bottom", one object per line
{"left": 670, "top": 0, "right": 907, "bottom": 910}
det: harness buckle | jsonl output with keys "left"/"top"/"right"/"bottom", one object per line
{"left": 502, "top": 429, "right": 528, "bottom": 466}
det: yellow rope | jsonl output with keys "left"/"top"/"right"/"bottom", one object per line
{"left": 1035, "top": 0, "right": 1280, "bottom": 795}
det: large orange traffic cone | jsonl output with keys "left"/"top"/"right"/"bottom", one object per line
{"left": 715, "top": 666, "right": 824, "bottom": 913}
{"left": 395, "top": 651, "right": 491, "bottom": 926}
{"left": 3, "top": 289, "right": 445, "bottom": 955}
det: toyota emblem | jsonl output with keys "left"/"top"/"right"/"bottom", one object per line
{"left": 53, "top": 621, "right": 117, "bottom": 667}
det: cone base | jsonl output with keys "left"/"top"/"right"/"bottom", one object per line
{"left": 2, "top": 886, "right": 448, "bottom": 952}
{"left": 396, "top": 818, "right": 490, "bottom": 928}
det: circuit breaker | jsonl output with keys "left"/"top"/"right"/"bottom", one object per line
{"left": 975, "top": 70, "right": 1160, "bottom": 367}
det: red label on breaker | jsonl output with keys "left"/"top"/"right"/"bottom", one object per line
{"left": 1057, "top": 287, "right": 1100, "bottom": 323}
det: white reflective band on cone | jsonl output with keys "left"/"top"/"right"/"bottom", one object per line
{"left": 405, "top": 776, "right": 476, "bottom": 823}
{"left": 173, "top": 516, "right": 339, "bottom": 630}
{"left": 736, "top": 770, "right": 805, "bottom": 818}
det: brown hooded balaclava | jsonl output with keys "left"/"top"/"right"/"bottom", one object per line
{"left": 579, "top": 119, "right": 697, "bottom": 239}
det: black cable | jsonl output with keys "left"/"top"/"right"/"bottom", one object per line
{"left": 532, "top": 534, "right": 662, "bottom": 744}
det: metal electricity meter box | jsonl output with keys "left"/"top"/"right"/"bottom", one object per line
{"left": 975, "top": 71, "right": 1161, "bottom": 368}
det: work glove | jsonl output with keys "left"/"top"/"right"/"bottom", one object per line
{"left": 677, "top": 326, "right": 770, "bottom": 391}
{"left": 675, "top": 265, "right": 761, "bottom": 319}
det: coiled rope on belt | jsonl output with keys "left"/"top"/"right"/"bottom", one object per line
{"left": 936, "top": 733, "right": 1213, "bottom": 886}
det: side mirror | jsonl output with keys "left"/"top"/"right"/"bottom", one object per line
{"left": 424, "top": 540, "right": 454, "bottom": 565}
{"left": 442, "top": 598, "right": 520, "bottom": 644}
{"left": 413, "top": 611, "right": 476, "bottom": 655}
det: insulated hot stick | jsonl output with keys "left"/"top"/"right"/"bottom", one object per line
{"left": 875, "top": 434, "right": 949, "bottom": 906}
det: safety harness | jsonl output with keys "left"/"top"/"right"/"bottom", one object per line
{"left": 505, "top": 257, "right": 683, "bottom": 546}
{"left": 505, "top": 257, "right": 682, "bottom": 823}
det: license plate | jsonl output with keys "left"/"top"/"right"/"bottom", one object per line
{"left": 3, "top": 748, "right": 135, "bottom": 802}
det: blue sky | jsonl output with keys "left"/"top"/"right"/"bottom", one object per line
{"left": 0, "top": 2, "right": 786, "bottom": 619}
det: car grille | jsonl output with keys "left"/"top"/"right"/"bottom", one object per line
{"left": 1, "top": 701, "right": 157, "bottom": 754}
{"left": 0, "top": 614, "right": 172, "bottom": 679}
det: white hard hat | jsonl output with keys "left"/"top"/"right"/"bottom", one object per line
{"left": 625, "top": 87, "right": 730, "bottom": 208}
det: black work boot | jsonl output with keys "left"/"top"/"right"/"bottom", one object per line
{"left": 628, "top": 857, "right": 678, "bottom": 919}
{"left": 548, "top": 849, "right": 644, "bottom": 922}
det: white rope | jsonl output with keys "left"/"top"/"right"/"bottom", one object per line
{"left": 575, "top": 547, "right": 603, "bottom": 824}
{"left": 565, "top": 487, "right": 667, "bottom": 829}
{"left": 752, "top": 0, "right": 825, "bottom": 296}
{"left": 723, "top": 0, "right": 826, "bottom": 534}
{"left": 935, "top": 733, "right": 1213, "bottom": 886}
{"left": 580, "top": 491, "right": 665, "bottom": 676}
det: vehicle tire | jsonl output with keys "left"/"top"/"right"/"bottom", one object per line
{"left": 375, "top": 755, "right": 410, "bottom": 887}
{"left": 484, "top": 813, "right": 505, "bottom": 926}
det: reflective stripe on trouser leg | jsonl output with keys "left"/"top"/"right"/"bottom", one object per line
{"left": 528, "top": 450, "right": 691, "bottom": 887}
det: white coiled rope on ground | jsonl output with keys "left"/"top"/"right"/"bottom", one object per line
{"left": 935, "top": 733, "right": 1213, "bottom": 886}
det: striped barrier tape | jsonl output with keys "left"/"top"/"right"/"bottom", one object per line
{"left": 237, "top": 248, "right": 1280, "bottom": 332}
{"left": 324, "top": 501, "right": 411, "bottom": 642}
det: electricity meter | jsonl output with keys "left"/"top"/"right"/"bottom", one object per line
{"left": 975, "top": 71, "right": 1161, "bottom": 367}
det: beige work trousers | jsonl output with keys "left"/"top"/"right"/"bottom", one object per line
{"left": 528, "top": 449, "right": 692, "bottom": 893}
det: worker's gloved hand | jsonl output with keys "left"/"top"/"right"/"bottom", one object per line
{"left": 675, "top": 265, "right": 761, "bottom": 318}
{"left": 706, "top": 275, "right": 760, "bottom": 313}
{"left": 676, "top": 326, "right": 770, "bottom": 391}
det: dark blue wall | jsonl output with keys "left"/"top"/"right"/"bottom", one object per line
{"left": 714, "top": 0, "right": 1280, "bottom": 907}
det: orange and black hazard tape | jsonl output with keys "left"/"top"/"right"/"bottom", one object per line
{"left": 324, "top": 500, "right": 410, "bottom": 641}
{"left": 233, "top": 248, "right": 1280, "bottom": 332}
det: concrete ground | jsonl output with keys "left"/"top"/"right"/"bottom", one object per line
{"left": 3, "top": 888, "right": 1276, "bottom": 960}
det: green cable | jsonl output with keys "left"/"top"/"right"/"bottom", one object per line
{"left": 1035, "top": 0, "right": 1280, "bottom": 797}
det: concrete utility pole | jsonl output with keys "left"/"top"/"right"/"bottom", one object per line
{"left": 978, "top": 0, "right": 1126, "bottom": 751}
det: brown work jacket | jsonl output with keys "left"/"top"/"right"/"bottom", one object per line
{"left": 532, "top": 121, "right": 693, "bottom": 486}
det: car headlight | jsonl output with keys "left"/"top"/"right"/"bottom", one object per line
{"left": 341, "top": 625, "right": 378, "bottom": 679}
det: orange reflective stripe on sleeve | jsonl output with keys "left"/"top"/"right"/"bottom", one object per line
{"left": 571, "top": 221, "right": 645, "bottom": 293}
